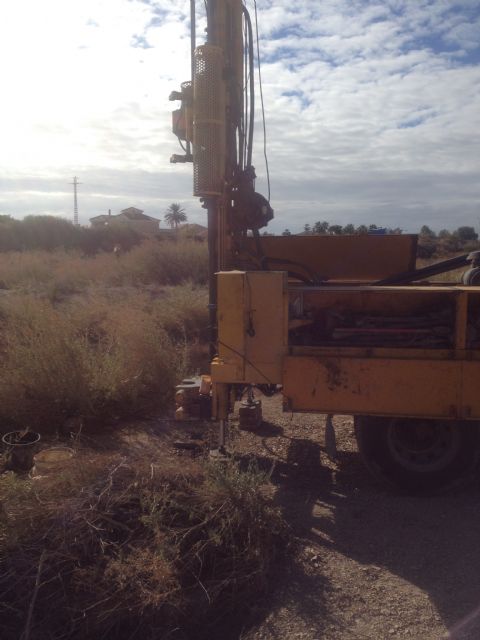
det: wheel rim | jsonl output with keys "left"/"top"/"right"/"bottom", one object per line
{"left": 386, "top": 419, "right": 460, "bottom": 473}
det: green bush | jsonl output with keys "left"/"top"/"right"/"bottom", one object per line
{"left": 0, "top": 215, "right": 143, "bottom": 253}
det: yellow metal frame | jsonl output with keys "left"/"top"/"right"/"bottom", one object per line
{"left": 282, "top": 355, "right": 480, "bottom": 419}
{"left": 212, "top": 270, "right": 288, "bottom": 385}
{"left": 211, "top": 271, "right": 480, "bottom": 422}
{"left": 239, "top": 234, "right": 418, "bottom": 282}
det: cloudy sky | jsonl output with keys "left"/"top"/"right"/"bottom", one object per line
{"left": 0, "top": 0, "right": 479, "bottom": 233}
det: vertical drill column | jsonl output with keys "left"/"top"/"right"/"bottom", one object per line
{"left": 192, "top": 0, "right": 245, "bottom": 357}
{"left": 193, "top": 45, "right": 225, "bottom": 199}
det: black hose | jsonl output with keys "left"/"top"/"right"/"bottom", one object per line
{"left": 236, "top": 243, "right": 317, "bottom": 284}
{"left": 375, "top": 253, "right": 470, "bottom": 285}
{"left": 190, "top": 1, "right": 196, "bottom": 83}
{"left": 242, "top": 6, "right": 255, "bottom": 168}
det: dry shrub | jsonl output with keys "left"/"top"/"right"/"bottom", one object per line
{"left": 0, "top": 453, "right": 287, "bottom": 640}
{"left": 151, "top": 283, "right": 209, "bottom": 343}
{"left": 0, "top": 240, "right": 208, "bottom": 293}
{"left": 75, "top": 284, "right": 209, "bottom": 375}
{"left": 122, "top": 239, "right": 208, "bottom": 286}
{"left": 0, "top": 250, "right": 60, "bottom": 289}
{"left": 416, "top": 257, "right": 464, "bottom": 283}
{"left": 149, "top": 284, "right": 210, "bottom": 372}
{"left": 0, "top": 294, "right": 182, "bottom": 431}
{"left": 0, "top": 250, "right": 113, "bottom": 294}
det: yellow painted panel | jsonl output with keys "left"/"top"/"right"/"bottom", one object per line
{"left": 461, "top": 361, "right": 480, "bottom": 418}
{"left": 243, "top": 271, "right": 287, "bottom": 364}
{"left": 210, "top": 360, "right": 240, "bottom": 382}
{"left": 241, "top": 235, "right": 417, "bottom": 282}
{"left": 217, "top": 271, "right": 246, "bottom": 378}
{"left": 214, "top": 271, "right": 287, "bottom": 384}
{"left": 290, "top": 346, "right": 456, "bottom": 360}
{"left": 211, "top": 361, "right": 285, "bottom": 385}
{"left": 283, "top": 356, "right": 466, "bottom": 419}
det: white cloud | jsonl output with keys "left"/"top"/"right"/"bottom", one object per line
{"left": 0, "top": 0, "right": 479, "bottom": 232}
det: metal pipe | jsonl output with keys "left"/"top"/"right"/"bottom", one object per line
{"left": 207, "top": 200, "right": 218, "bottom": 359}
{"left": 242, "top": 5, "right": 255, "bottom": 167}
{"left": 218, "top": 419, "right": 226, "bottom": 449}
{"left": 375, "top": 253, "right": 471, "bottom": 286}
{"left": 190, "top": 0, "right": 196, "bottom": 81}
{"left": 187, "top": 0, "right": 196, "bottom": 158}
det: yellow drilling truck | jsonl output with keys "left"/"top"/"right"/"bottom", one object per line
{"left": 170, "top": 0, "right": 480, "bottom": 492}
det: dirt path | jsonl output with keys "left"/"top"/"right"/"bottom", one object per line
{"left": 230, "top": 396, "right": 480, "bottom": 640}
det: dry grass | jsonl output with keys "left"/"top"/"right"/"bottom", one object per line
{"left": 0, "top": 239, "right": 209, "bottom": 431}
{"left": 416, "top": 257, "right": 465, "bottom": 283}
{"left": 0, "top": 240, "right": 208, "bottom": 294}
{"left": 0, "top": 239, "right": 287, "bottom": 640}
{"left": 0, "top": 452, "right": 287, "bottom": 640}
{"left": 0, "top": 284, "right": 208, "bottom": 432}
{"left": 124, "top": 239, "right": 208, "bottom": 287}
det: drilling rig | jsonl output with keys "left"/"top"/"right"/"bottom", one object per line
{"left": 170, "top": 0, "right": 480, "bottom": 492}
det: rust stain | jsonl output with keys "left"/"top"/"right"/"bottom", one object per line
{"left": 311, "top": 369, "right": 321, "bottom": 396}
{"left": 322, "top": 359, "right": 346, "bottom": 392}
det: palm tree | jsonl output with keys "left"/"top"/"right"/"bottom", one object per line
{"left": 164, "top": 203, "right": 187, "bottom": 230}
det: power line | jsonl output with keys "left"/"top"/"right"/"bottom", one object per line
{"left": 70, "top": 176, "right": 82, "bottom": 226}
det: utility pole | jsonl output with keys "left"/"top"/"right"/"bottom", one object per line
{"left": 70, "top": 176, "right": 82, "bottom": 226}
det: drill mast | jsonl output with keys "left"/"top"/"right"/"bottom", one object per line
{"left": 170, "top": 0, "right": 272, "bottom": 355}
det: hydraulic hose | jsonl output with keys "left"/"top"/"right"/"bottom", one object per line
{"left": 375, "top": 253, "right": 471, "bottom": 285}
{"left": 242, "top": 5, "right": 255, "bottom": 167}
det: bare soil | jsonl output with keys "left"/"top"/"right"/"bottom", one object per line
{"left": 4, "top": 398, "right": 479, "bottom": 640}
{"left": 229, "top": 395, "right": 480, "bottom": 640}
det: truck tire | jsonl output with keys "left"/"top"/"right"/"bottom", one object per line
{"left": 354, "top": 416, "right": 480, "bottom": 493}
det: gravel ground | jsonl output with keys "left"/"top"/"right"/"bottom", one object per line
{"left": 228, "top": 395, "right": 480, "bottom": 640}
{"left": 5, "top": 397, "right": 478, "bottom": 640}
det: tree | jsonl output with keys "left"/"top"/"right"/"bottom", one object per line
{"left": 418, "top": 225, "right": 438, "bottom": 257}
{"left": 420, "top": 225, "right": 436, "bottom": 238}
{"left": 313, "top": 221, "right": 329, "bottom": 234}
{"left": 282, "top": 229, "right": 292, "bottom": 236}
{"left": 329, "top": 224, "right": 343, "bottom": 235}
{"left": 0, "top": 214, "right": 143, "bottom": 254}
{"left": 417, "top": 236, "right": 437, "bottom": 259}
{"left": 164, "top": 203, "right": 187, "bottom": 230}
{"left": 438, "top": 233, "right": 461, "bottom": 254}
{"left": 356, "top": 225, "right": 368, "bottom": 234}
{"left": 303, "top": 223, "right": 311, "bottom": 235}
{"left": 455, "top": 226, "right": 478, "bottom": 244}
{"left": 343, "top": 224, "right": 355, "bottom": 235}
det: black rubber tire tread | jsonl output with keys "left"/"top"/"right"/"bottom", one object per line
{"left": 462, "top": 267, "right": 480, "bottom": 286}
{"left": 354, "top": 416, "right": 480, "bottom": 494}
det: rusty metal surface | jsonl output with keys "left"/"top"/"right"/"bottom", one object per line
{"left": 212, "top": 272, "right": 480, "bottom": 421}
{"left": 240, "top": 235, "right": 418, "bottom": 282}
{"left": 289, "top": 346, "right": 461, "bottom": 360}
{"left": 284, "top": 286, "right": 480, "bottom": 419}
{"left": 461, "top": 361, "right": 480, "bottom": 418}
{"left": 282, "top": 355, "right": 480, "bottom": 420}
{"left": 288, "top": 285, "right": 480, "bottom": 351}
